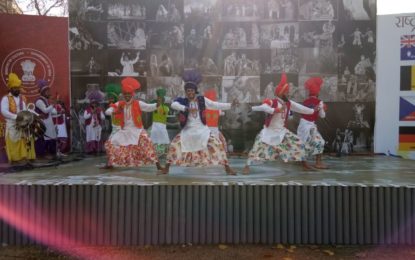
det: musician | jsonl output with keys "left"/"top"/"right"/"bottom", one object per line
{"left": 52, "top": 99, "right": 69, "bottom": 157}
{"left": 35, "top": 80, "right": 57, "bottom": 158}
{"left": 0, "top": 73, "right": 36, "bottom": 163}
{"left": 84, "top": 90, "right": 105, "bottom": 154}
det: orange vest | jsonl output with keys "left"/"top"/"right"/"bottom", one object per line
{"left": 113, "top": 100, "right": 143, "bottom": 129}
{"left": 205, "top": 109, "right": 219, "bottom": 127}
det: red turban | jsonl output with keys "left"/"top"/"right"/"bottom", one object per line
{"left": 204, "top": 88, "right": 217, "bottom": 101}
{"left": 121, "top": 77, "right": 141, "bottom": 93}
{"left": 304, "top": 77, "right": 323, "bottom": 96}
{"left": 275, "top": 73, "right": 289, "bottom": 96}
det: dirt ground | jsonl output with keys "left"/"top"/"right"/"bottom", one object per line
{"left": 1, "top": 244, "right": 415, "bottom": 260}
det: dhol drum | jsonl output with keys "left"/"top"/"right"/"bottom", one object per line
{"left": 15, "top": 103, "right": 46, "bottom": 139}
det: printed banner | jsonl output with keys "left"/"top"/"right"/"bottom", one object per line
{"left": 399, "top": 96, "right": 415, "bottom": 121}
{"left": 400, "top": 65, "right": 415, "bottom": 91}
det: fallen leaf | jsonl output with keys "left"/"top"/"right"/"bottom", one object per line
{"left": 276, "top": 244, "right": 285, "bottom": 249}
{"left": 323, "top": 250, "right": 335, "bottom": 256}
{"left": 218, "top": 244, "right": 228, "bottom": 250}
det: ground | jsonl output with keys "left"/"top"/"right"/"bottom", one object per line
{"left": 1, "top": 245, "right": 415, "bottom": 259}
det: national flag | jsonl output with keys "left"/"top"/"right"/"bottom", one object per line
{"left": 399, "top": 127, "right": 415, "bottom": 151}
{"left": 400, "top": 35, "right": 415, "bottom": 60}
{"left": 400, "top": 65, "right": 415, "bottom": 91}
{"left": 400, "top": 97, "right": 415, "bottom": 121}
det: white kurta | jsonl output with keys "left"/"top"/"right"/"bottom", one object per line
{"left": 52, "top": 113, "right": 68, "bottom": 138}
{"left": 297, "top": 101, "right": 325, "bottom": 143}
{"left": 105, "top": 101, "right": 157, "bottom": 146}
{"left": 252, "top": 98, "right": 314, "bottom": 146}
{"left": 171, "top": 97, "right": 231, "bottom": 152}
{"left": 150, "top": 122, "right": 170, "bottom": 144}
{"left": 1, "top": 94, "right": 26, "bottom": 142}
{"left": 35, "top": 98, "right": 57, "bottom": 140}
{"left": 84, "top": 109, "right": 105, "bottom": 142}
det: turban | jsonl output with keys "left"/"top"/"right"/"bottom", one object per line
{"left": 37, "top": 79, "right": 49, "bottom": 93}
{"left": 121, "top": 77, "right": 140, "bottom": 94}
{"left": 204, "top": 88, "right": 217, "bottom": 101}
{"left": 275, "top": 73, "right": 289, "bottom": 96}
{"left": 304, "top": 77, "right": 323, "bottom": 96}
{"left": 105, "top": 83, "right": 121, "bottom": 102}
{"left": 7, "top": 73, "right": 22, "bottom": 89}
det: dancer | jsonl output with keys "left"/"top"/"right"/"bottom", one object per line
{"left": 1, "top": 73, "right": 36, "bottom": 163}
{"left": 34, "top": 80, "right": 57, "bottom": 158}
{"left": 52, "top": 97, "right": 69, "bottom": 157}
{"left": 243, "top": 73, "right": 316, "bottom": 174}
{"left": 104, "top": 77, "right": 161, "bottom": 169}
{"left": 162, "top": 70, "right": 237, "bottom": 175}
{"left": 84, "top": 90, "right": 105, "bottom": 154}
{"left": 149, "top": 88, "right": 170, "bottom": 165}
{"left": 204, "top": 88, "right": 228, "bottom": 151}
{"left": 297, "top": 77, "right": 328, "bottom": 169}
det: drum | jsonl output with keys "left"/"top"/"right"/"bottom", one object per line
{"left": 15, "top": 105, "right": 46, "bottom": 139}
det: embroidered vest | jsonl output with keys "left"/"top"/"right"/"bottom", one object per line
{"left": 52, "top": 104, "right": 65, "bottom": 125}
{"left": 264, "top": 98, "right": 291, "bottom": 127}
{"left": 152, "top": 103, "right": 169, "bottom": 124}
{"left": 114, "top": 100, "right": 143, "bottom": 129}
{"left": 85, "top": 106, "right": 103, "bottom": 126}
{"left": 206, "top": 109, "right": 219, "bottom": 127}
{"left": 302, "top": 96, "right": 320, "bottom": 122}
{"left": 35, "top": 96, "right": 50, "bottom": 119}
{"left": 176, "top": 96, "right": 206, "bottom": 128}
{"left": 7, "top": 94, "right": 25, "bottom": 114}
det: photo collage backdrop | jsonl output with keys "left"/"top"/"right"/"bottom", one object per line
{"left": 69, "top": 0, "right": 376, "bottom": 153}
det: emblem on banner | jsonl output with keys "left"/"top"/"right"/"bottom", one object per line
{"left": 1, "top": 48, "right": 55, "bottom": 98}
{"left": 401, "top": 35, "right": 415, "bottom": 60}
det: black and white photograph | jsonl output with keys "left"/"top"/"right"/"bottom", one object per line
{"left": 146, "top": 0, "right": 183, "bottom": 22}
{"left": 340, "top": 0, "right": 376, "bottom": 20}
{"left": 221, "top": 50, "right": 261, "bottom": 76}
{"left": 147, "top": 23, "right": 184, "bottom": 49}
{"left": 299, "top": 0, "right": 338, "bottom": 21}
{"left": 69, "top": 0, "right": 105, "bottom": 22}
{"left": 107, "top": 0, "right": 147, "bottom": 20}
{"left": 299, "top": 74, "right": 338, "bottom": 101}
{"left": 336, "top": 21, "right": 375, "bottom": 50}
{"left": 220, "top": 0, "right": 263, "bottom": 21}
{"left": 299, "top": 47, "right": 337, "bottom": 74}
{"left": 299, "top": 20, "right": 338, "bottom": 48}
{"left": 264, "top": 0, "right": 298, "bottom": 21}
{"left": 222, "top": 103, "right": 263, "bottom": 130}
{"left": 147, "top": 76, "right": 184, "bottom": 101}
{"left": 221, "top": 23, "right": 261, "bottom": 49}
{"left": 107, "top": 21, "right": 146, "bottom": 49}
{"left": 184, "top": 0, "right": 219, "bottom": 19}
{"left": 259, "top": 22, "right": 299, "bottom": 49}
{"left": 71, "top": 51, "right": 105, "bottom": 76}
{"left": 261, "top": 48, "right": 299, "bottom": 74}
{"left": 107, "top": 50, "right": 148, "bottom": 77}
{"left": 184, "top": 21, "right": 218, "bottom": 62}
{"left": 69, "top": 21, "right": 106, "bottom": 51}
{"left": 260, "top": 73, "right": 299, "bottom": 100}
{"left": 148, "top": 49, "right": 184, "bottom": 76}
{"left": 221, "top": 76, "right": 261, "bottom": 103}
{"left": 337, "top": 73, "right": 375, "bottom": 102}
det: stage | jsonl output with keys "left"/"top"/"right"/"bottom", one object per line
{"left": 0, "top": 155, "right": 415, "bottom": 246}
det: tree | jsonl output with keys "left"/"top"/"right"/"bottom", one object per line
{"left": 15, "top": 0, "right": 67, "bottom": 16}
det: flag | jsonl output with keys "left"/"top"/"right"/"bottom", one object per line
{"left": 400, "top": 97, "right": 415, "bottom": 121}
{"left": 400, "top": 65, "right": 415, "bottom": 91}
{"left": 401, "top": 35, "right": 415, "bottom": 60}
{"left": 399, "top": 127, "right": 415, "bottom": 151}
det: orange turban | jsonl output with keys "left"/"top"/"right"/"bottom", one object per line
{"left": 275, "top": 73, "right": 289, "bottom": 96}
{"left": 304, "top": 77, "right": 323, "bottom": 96}
{"left": 121, "top": 77, "right": 141, "bottom": 94}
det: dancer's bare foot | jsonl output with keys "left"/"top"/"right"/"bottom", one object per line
{"left": 160, "top": 164, "right": 170, "bottom": 175}
{"left": 314, "top": 163, "right": 329, "bottom": 169}
{"left": 242, "top": 165, "right": 250, "bottom": 175}
{"left": 225, "top": 165, "right": 237, "bottom": 175}
{"left": 100, "top": 164, "right": 114, "bottom": 170}
{"left": 302, "top": 161, "right": 315, "bottom": 171}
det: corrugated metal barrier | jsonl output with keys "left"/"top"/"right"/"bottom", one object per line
{"left": 0, "top": 184, "right": 414, "bottom": 245}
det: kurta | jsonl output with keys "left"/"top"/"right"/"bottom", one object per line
{"left": 35, "top": 97, "right": 57, "bottom": 157}
{"left": 247, "top": 98, "right": 314, "bottom": 165}
{"left": 167, "top": 97, "right": 231, "bottom": 167}
{"left": 1, "top": 94, "right": 36, "bottom": 162}
{"left": 105, "top": 100, "right": 158, "bottom": 167}
{"left": 84, "top": 108, "right": 105, "bottom": 153}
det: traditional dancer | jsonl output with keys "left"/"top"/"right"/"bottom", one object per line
{"left": 243, "top": 73, "right": 316, "bottom": 174}
{"left": 34, "top": 79, "right": 57, "bottom": 158}
{"left": 297, "top": 77, "right": 328, "bottom": 169}
{"left": 162, "top": 70, "right": 237, "bottom": 175}
{"left": 1, "top": 73, "right": 36, "bottom": 163}
{"left": 204, "top": 88, "right": 228, "bottom": 151}
{"left": 104, "top": 77, "right": 160, "bottom": 169}
{"left": 149, "top": 88, "right": 170, "bottom": 165}
{"left": 84, "top": 90, "right": 105, "bottom": 154}
{"left": 52, "top": 98, "right": 69, "bottom": 157}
